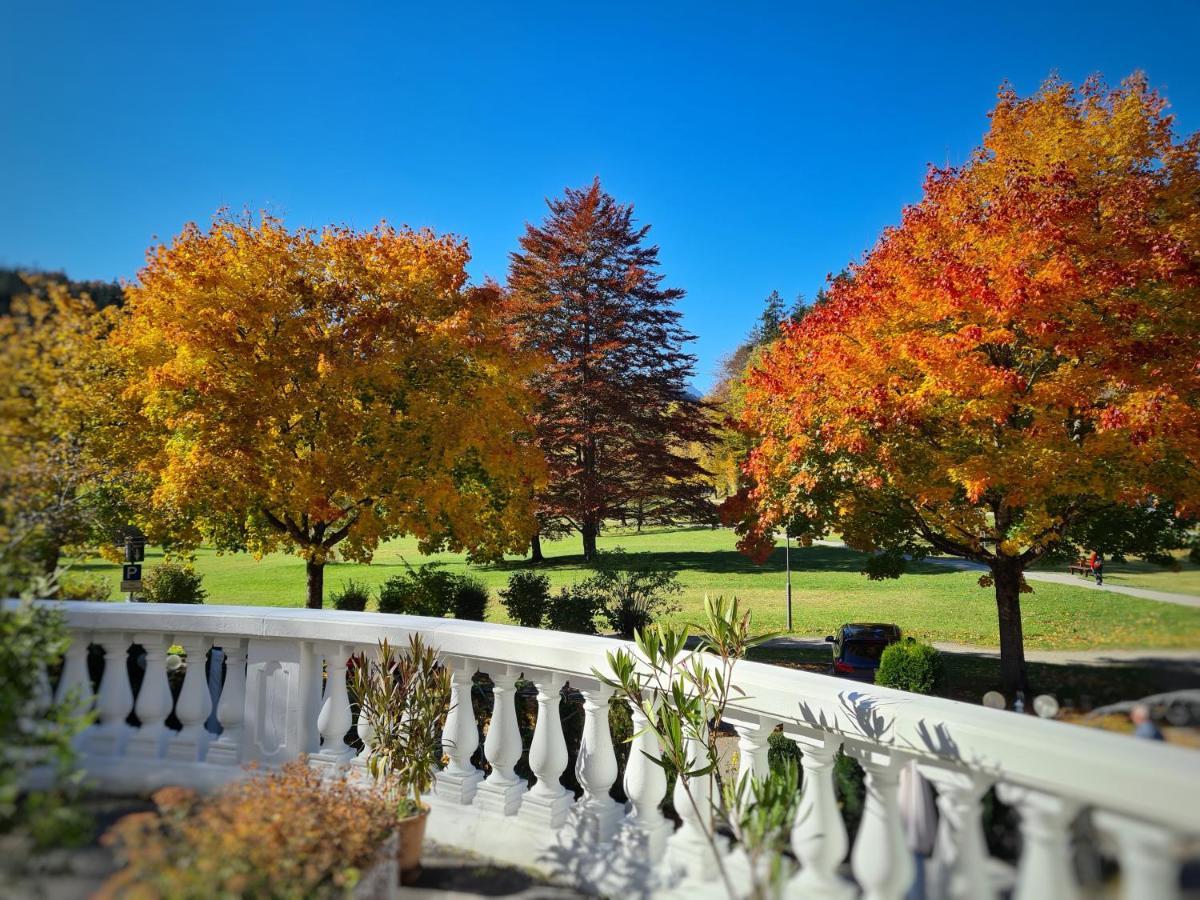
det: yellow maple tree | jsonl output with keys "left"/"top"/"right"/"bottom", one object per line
{"left": 116, "top": 213, "right": 544, "bottom": 607}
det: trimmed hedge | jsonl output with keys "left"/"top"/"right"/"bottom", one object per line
{"left": 875, "top": 637, "right": 942, "bottom": 694}
{"left": 142, "top": 563, "right": 206, "bottom": 604}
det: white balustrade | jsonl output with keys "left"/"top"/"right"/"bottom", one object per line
{"left": 475, "top": 665, "right": 527, "bottom": 815}
{"left": 849, "top": 747, "right": 916, "bottom": 900}
{"left": 126, "top": 632, "right": 171, "bottom": 758}
{"left": 165, "top": 633, "right": 213, "bottom": 762}
{"left": 314, "top": 643, "right": 355, "bottom": 769}
{"left": 435, "top": 656, "right": 483, "bottom": 803}
{"left": 919, "top": 765, "right": 995, "bottom": 900}
{"left": 9, "top": 600, "right": 1200, "bottom": 900}
{"left": 520, "top": 670, "right": 572, "bottom": 828}
{"left": 568, "top": 678, "right": 623, "bottom": 843}
{"left": 207, "top": 639, "right": 247, "bottom": 766}
{"left": 786, "top": 730, "right": 854, "bottom": 899}
{"left": 87, "top": 632, "right": 134, "bottom": 756}
{"left": 997, "top": 783, "right": 1082, "bottom": 900}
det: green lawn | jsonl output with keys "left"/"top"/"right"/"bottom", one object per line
{"left": 1034, "top": 551, "right": 1200, "bottom": 598}
{"left": 69, "top": 526, "right": 1200, "bottom": 651}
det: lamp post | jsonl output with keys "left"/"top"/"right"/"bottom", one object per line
{"left": 785, "top": 530, "right": 793, "bottom": 632}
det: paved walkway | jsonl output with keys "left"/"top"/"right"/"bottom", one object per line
{"left": 812, "top": 539, "right": 1200, "bottom": 608}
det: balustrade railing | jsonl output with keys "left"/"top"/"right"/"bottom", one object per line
{"left": 12, "top": 600, "right": 1200, "bottom": 899}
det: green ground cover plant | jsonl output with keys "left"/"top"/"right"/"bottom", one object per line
{"left": 72, "top": 527, "right": 1200, "bottom": 651}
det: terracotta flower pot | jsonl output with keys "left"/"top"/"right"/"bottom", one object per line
{"left": 396, "top": 807, "right": 429, "bottom": 885}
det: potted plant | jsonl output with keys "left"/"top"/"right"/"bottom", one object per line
{"left": 351, "top": 634, "right": 451, "bottom": 885}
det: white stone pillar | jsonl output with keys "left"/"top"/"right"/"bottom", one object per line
{"left": 919, "top": 765, "right": 995, "bottom": 900}
{"left": 665, "top": 721, "right": 725, "bottom": 881}
{"left": 567, "top": 678, "right": 623, "bottom": 842}
{"left": 126, "top": 633, "right": 171, "bottom": 758}
{"left": 996, "top": 783, "right": 1081, "bottom": 900}
{"left": 166, "top": 633, "right": 213, "bottom": 762}
{"left": 435, "top": 656, "right": 484, "bottom": 804}
{"left": 727, "top": 713, "right": 779, "bottom": 806}
{"left": 54, "top": 632, "right": 94, "bottom": 712}
{"left": 86, "top": 632, "right": 134, "bottom": 757}
{"left": 520, "top": 670, "right": 572, "bottom": 828}
{"left": 208, "top": 638, "right": 248, "bottom": 766}
{"left": 1092, "top": 810, "right": 1181, "bottom": 900}
{"left": 299, "top": 640, "right": 324, "bottom": 755}
{"left": 313, "top": 643, "right": 355, "bottom": 770}
{"left": 615, "top": 697, "right": 673, "bottom": 863}
{"left": 850, "top": 747, "right": 916, "bottom": 900}
{"left": 476, "top": 665, "right": 527, "bottom": 815}
{"left": 786, "top": 731, "right": 853, "bottom": 899}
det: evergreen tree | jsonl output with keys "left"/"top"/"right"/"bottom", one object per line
{"left": 509, "top": 180, "right": 714, "bottom": 560}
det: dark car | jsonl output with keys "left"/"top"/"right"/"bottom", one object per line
{"left": 825, "top": 623, "right": 901, "bottom": 681}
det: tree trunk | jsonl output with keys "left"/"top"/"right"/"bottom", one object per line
{"left": 992, "top": 558, "right": 1028, "bottom": 696}
{"left": 530, "top": 531, "right": 544, "bottom": 564}
{"left": 581, "top": 520, "right": 598, "bottom": 561}
{"left": 305, "top": 559, "right": 324, "bottom": 610}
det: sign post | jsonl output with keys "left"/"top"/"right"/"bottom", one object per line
{"left": 121, "top": 536, "right": 145, "bottom": 601}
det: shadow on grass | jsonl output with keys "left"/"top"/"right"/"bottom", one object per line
{"left": 748, "top": 645, "right": 1200, "bottom": 710}
{"left": 477, "top": 544, "right": 961, "bottom": 577}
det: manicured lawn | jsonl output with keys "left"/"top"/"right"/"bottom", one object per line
{"left": 1034, "top": 551, "right": 1200, "bottom": 598}
{"left": 69, "top": 526, "right": 1200, "bottom": 651}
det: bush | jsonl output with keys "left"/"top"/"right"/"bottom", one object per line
{"left": 101, "top": 762, "right": 396, "bottom": 898}
{"left": 499, "top": 571, "right": 550, "bottom": 628}
{"left": 377, "top": 563, "right": 455, "bottom": 617}
{"left": 767, "top": 729, "right": 803, "bottom": 786}
{"left": 588, "top": 548, "right": 681, "bottom": 637}
{"left": 875, "top": 637, "right": 942, "bottom": 694}
{"left": 544, "top": 584, "right": 601, "bottom": 634}
{"left": 59, "top": 574, "right": 112, "bottom": 601}
{"left": 330, "top": 579, "right": 371, "bottom": 612}
{"left": 453, "top": 576, "right": 490, "bottom": 621}
{"left": 141, "top": 562, "right": 206, "bottom": 604}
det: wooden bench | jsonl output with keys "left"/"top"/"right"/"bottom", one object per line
{"left": 1068, "top": 560, "right": 1092, "bottom": 577}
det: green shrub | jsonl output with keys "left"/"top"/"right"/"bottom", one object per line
{"left": 453, "top": 576, "right": 490, "bottom": 621}
{"left": 767, "top": 729, "right": 803, "bottom": 786}
{"left": 59, "top": 574, "right": 112, "bottom": 601}
{"left": 498, "top": 571, "right": 550, "bottom": 628}
{"left": 875, "top": 637, "right": 942, "bottom": 694}
{"left": 377, "top": 564, "right": 456, "bottom": 617}
{"left": 544, "top": 584, "right": 600, "bottom": 634}
{"left": 588, "top": 548, "right": 681, "bottom": 637}
{"left": 141, "top": 563, "right": 206, "bottom": 604}
{"left": 330, "top": 579, "right": 371, "bottom": 612}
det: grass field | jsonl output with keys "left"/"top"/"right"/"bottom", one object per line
{"left": 70, "top": 526, "right": 1200, "bottom": 651}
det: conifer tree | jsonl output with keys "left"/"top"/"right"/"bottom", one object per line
{"left": 510, "top": 180, "right": 714, "bottom": 560}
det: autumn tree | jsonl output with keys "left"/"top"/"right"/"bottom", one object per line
{"left": 509, "top": 180, "right": 714, "bottom": 561}
{"left": 117, "top": 214, "right": 544, "bottom": 608}
{"left": 0, "top": 276, "right": 126, "bottom": 580}
{"left": 728, "top": 75, "right": 1200, "bottom": 692}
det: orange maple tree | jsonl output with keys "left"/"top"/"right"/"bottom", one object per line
{"left": 116, "top": 213, "right": 544, "bottom": 608}
{"left": 729, "top": 75, "right": 1200, "bottom": 690}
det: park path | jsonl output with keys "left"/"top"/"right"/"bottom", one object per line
{"left": 811, "top": 539, "right": 1200, "bottom": 609}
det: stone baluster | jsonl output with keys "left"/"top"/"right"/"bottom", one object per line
{"left": 786, "top": 730, "right": 853, "bottom": 899}
{"left": 519, "top": 670, "right": 572, "bottom": 828}
{"left": 349, "top": 645, "right": 378, "bottom": 780}
{"left": 615, "top": 696, "right": 672, "bottom": 863}
{"left": 1093, "top": 810, "right": 1181, "bottom": 900}
{"left": 849, "top": 747, "right": 916, "bottom": 900}
{"left": 313, "top": 643, "right": 355, "bottom": 769}
{"left": 996, "top": 783, "right": 1081, "bottom": 900}
{"left": 435, "top": 656, "right": 483, "bottom": 804}
{"left": 665, "top": 722, "right": 726, "bottom": 881}
{"left": 54, "top": 633, "right": 94, "bottom": 722}
{"left": 567, "top": 678, "right": 623, "bottom": 842}
{"left": 208, "top": 638, "right": 248, "bottom": 766}
{"left": 476, "top": 665, "right": 527, "bottom": 815}
{"left": 727, "top": 713, "right": 779, "bottom": 806}
{"left": 86, "top": 632, "right": 134, "bottom": 756}
{"left": 126, "top": 633, "right": 171, "bottom": 758}
{"left": 919, "top": 765, "right": 995, "bottom": 900}
{"left": 166, "top": 633, "right": 213, "bottom": 762}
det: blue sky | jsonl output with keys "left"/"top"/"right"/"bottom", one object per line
{"left": 2, "top": 2, "right": 1197, "bottom": 391}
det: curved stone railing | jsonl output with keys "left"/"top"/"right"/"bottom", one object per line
{"left": 15, "top": 600, "right": 1200, "bottom": 899}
